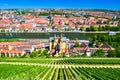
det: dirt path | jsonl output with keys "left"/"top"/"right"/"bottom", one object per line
{"left": 0, "top": 62, "right": 120, "bottom": 68}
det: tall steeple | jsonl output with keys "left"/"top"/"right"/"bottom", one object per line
{"left": 60, "top": 34, "right": 62, "bottom": 39}
{"left": 54, "top": 34, "right": 56, "bottom": 40}
{"left": 60, "top": 34, "right": 63, "bottom": 43}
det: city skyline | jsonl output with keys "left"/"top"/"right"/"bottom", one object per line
{"left": 0, "top": 0, "right": 120, "bottom": 10}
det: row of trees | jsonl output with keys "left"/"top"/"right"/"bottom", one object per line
{"left": 91, "top": 49, "right": 117, "bottom": 57}
{"left": 38, "top": 12, "right": 70, "bottom": 16}
{"left": 14, "top": 10, "right": 30, "bottom": 15}
{"left": 29, "top": 49, "right": 49, "bottom": 58}
{"left": 0, "top": 38, "right": 21, "bottom": 42}
{"left": 92, "top": 35, "right": 120, "bottom": 43}
{"left": 86, "top": 25, "right": 120, "bottom": 31}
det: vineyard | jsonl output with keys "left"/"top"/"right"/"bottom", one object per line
{"left": 0, "top": 58, "right": 120, "bottom": 80}
{"left": 0, "top": 64, "right": 120, "bottom": 80}
{"left": 1, "top": 58, "right": 120, "bottom": 65}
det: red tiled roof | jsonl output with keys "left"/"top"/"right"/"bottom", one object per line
{"left": 35, "top": 44, "right": 44, "bottom": 49}
{"left": 1, "top": 49, "right": 23, "bottom": 54}
{"left": 70, "top": 48, "right": 86, "bottom": 53}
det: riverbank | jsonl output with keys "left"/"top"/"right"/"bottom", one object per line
{"left": 1, "top": 31, "right": 120, "bottom": 33}
{"left": 0, "top": 32, "right": 117, "bottom": 39}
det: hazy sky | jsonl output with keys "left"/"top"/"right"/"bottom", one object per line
{"left": 0, "top": 0, "right": 119, "bottom": 10}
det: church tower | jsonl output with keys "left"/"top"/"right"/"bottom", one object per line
{"left": 49, "top": 34, "right": 68, "bottom": 56}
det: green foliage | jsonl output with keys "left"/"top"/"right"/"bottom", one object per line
{"left": 105, "top": 25, "right": 110, "bottom": 31}
{"left": 83, "top": 14, "right": 92, "bottom": 18}
{"left": 14, "top": 10, "right": 30, "bottom": 15}
{"left": 87, "top": 26, "right": 98, "bottom": 31}
{"left": 91, "top": 35, "right": 120, "bottom": 58}
{"left": 60, "top": 52, "right": 66, "bottom": 58}
{"left": 107, "top": 50, "right": 117, "bottom": 57}
{"left": 92, "top": 49, "right": 105, "bottom": 57}
{"left": 20, "top": 54, "right": 27, "bottom": 58}
{"left": 116, "top": 47, "right": 120, "bottom": 57}
{"left": 98, "top": 26, "right": 103, "bottom": 31}
{"left": 74, "top": 43, "right": 80, "bottom": 47}
{"left": 38, "top": 12, "right": 49, "bottom": 16}
{"left": 86, "top": 27, "right": 90, "bottom": 31}
{"left": 1, "top": 61, "right": 120, "bottom": 80}
{"left": 30, "top": 51, "right": 38, "bottom": 58}
{"left": 0, "top": 38, "right": 21, "bottom": 42}
{"left": 90, "top": 26, "right": 95, "bottom": 31}
{"left": 1, "top": 29, "right": 5, "bottom": 32}
{"left": 86, "top": 26, "right": 98, "bottom": 31}
{"left": 86, "top": 25, "right": 120, "bottom": 31}
{"left": 75, "top": 38, "right": 79, "bottom": 40}
{"left": 21, "top": 10, "right": 29, "bottom": 15}
{"left": 1, "top": 58, "right": 120, "bottom": 64}
{"left": 80, "top": 27, "right": 84, "bottom": 31}
{"left": 39, "top": 49, "right": 49, "bottom": 58}
{"left": 29, "top": 49, "right": 50, "bottom": 58}
{"left": 37, "top": 50, "right": 42, "bottom": 55}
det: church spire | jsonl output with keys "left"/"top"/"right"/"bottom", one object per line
{"left": 60, "top": 34, "right": 62, "bottom": 39}
{"left": 54, "top": 34, "right": 56, "bottom": 40}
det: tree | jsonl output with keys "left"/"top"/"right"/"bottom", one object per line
{"left": 1, "top": 29, "right": 5, "bottom": 32}
{"left": 90, "top": 26, "right": 94, "bottom": 31}
{"left": 98, "top": 26, "right": 103, "bottom": 31}
{"left": 60, "top": 52, "right": 65, "bottom": 58}
{"left": 104, "top": 21, "right": 109, "bottom": 24}
{"left": 94, "top": 27, "right": 98, "bottom": 31}
{"left": 89, "top": 26, "right": 98, "bottom": 31}
{"left": 75, "top": 38, "right": 79, "bottom": 40}
{"left": 39, "top": 49, "right": 49, "bottom": 58}
{"left": 91, "top": 49, "right": 105, "bottom": 57}
{"left": 37, "top": 50, "right": 42, "bottom": 55}
{"left": 74, "top": 43, "right": 80, "bottom": 47}
{"left": 21, "top": 10, "right": 29, "bottom": 15}
{"left": 80, "top": 27, "right": 84, "bottom": 31}
{"left": 116, "top": 47, "right": 120, "bottom": 57}
{"left": 38, "top": 12, "right": 49, "bottom": 16}
{"left": 88, "top": 37, "right": 92, "bottom": 42}
{"left": 21, "top": 11, "right": 26, "bottom": 14}
{"left": 93, "top": 35, "right": 97, "bottom": 41}
{"left": 30, "top": 51, "right": 38, "bottom": 58}
{"left": 107, "top": 50, "right": 117, "bottom": 57}
{"left": 86, "top": 28, "right": 90, "bottom": 31}
{"left": 20, "top": 54, "right": 27, "bottom": 58}
{"left": 105, "top": 25, "right": 110, "bottom": 31}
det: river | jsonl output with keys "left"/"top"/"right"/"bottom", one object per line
{"left": 0, "top": 32, "right": 119, "bottom": 40}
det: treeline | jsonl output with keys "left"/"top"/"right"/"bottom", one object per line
{"left": 28, "top": 49, "right": 49, "bottom": 58}
{"left": 93, "top": 35, "right": 120, "bottom": 42}
{"left": 92, "top": 35, "right": 120, "bottom": 48}
{"left": 86, "top": 25, "right": 120, "bottom": 31}
{"left": 38, "top": 12, "right": 64, "bottom": 16}
{"left": 14, "top": 10, "right": 30, "bottom": 15}
{"left": 91, "top": 35, "right": 120, "bottom": 57}
{"left": 0, "top": 38, "right": 21, "bottom": 42}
